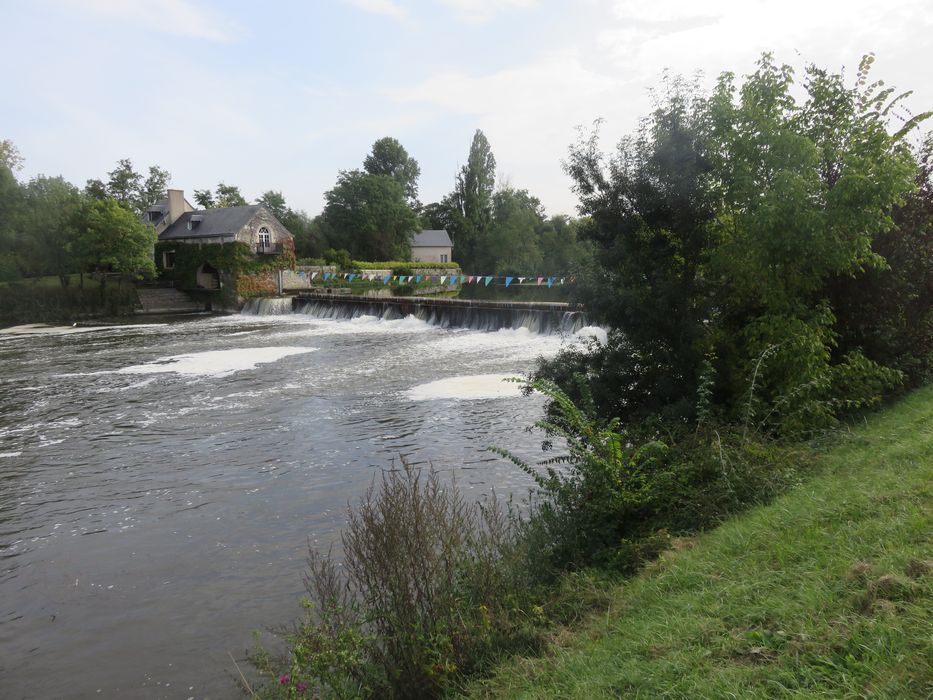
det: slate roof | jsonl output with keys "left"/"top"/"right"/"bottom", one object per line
{"left": 159, "top": 205, "right": 263, "bottom": 241}
{"left": 412, "top": 229, "right": 452, "bottom": 247}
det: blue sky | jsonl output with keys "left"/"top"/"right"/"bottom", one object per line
{"left": 2, "top": 0, "right": 931, "bottom": 217}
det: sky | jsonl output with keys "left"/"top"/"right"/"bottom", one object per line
{"left": 2, "top": 0, "right": 932, "bottom": 218}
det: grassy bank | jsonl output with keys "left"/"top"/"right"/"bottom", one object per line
{"left": 466, "top": 386, "right": 933, "bottom": 698}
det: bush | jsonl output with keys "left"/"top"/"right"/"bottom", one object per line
{"left": 494, "top": 378, "right": 806, "bottom": 576}
{"left": 252, "top": 462, "right": 539, "bottom": 699}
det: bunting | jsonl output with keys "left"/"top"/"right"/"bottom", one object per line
{"left": 297, "top": 270, "right": 578, "bottom": 288}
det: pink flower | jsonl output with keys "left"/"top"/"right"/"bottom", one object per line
{"left": 297, "top": 682, "right": 308, "bottom": 693}
{"left": 279, "top": 674, "right": 290, "bottom": 685}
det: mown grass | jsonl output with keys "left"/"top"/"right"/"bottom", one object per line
{"left": 465, "top": 386, "right": 933, "bottom": 699}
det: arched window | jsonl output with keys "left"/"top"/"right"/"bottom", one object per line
{"left": 258, "top": 226, "right": 271, "bottom": 250}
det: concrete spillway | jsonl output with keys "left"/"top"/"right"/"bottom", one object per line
{"left": 242, "top": 293, "right": 587, "bottom": 335}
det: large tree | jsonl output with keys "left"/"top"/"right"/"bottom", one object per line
{"left": 101, "top": 159, "right": 170, "bottom": 214}
{"left": 195, "top": 183, "right": 248, "bottom": 208}
{"left": 321, "top": 170, "right": 418, "bottom": 261}
{"left": 20, "top": 176, "right": 85, "bottom": 285}
{"left": 76, "top": 198, "right": 157, "bottom": 284}
{"left": 542, "top": 56, "right": 922, "bottom": 435}
{"left": 363, "top": 137, "right": 421, "bottom": 204}
{"left": 448, "top": 130, "right": 496, "bottom": 272}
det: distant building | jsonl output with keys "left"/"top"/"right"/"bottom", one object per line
{"left": 411, "top": 229, "right": 453, "bottom": 263}
{"left": 146, "top": 189, "right": 295, "bottom": 290}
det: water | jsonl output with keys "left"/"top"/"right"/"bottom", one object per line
{"left": 0, "top": 310, "right": 603, "bottom": 699}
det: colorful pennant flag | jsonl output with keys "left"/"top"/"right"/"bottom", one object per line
{"left": 547, "top": 277, "right": 554, "bottom": 288}
{"left": 536, "top": 277, "right": 544, "bottom": 285}
{"left": 484, "top": 276, "right": 493, "bottom": 286}
{"left": 383, "top": 275, "right": 391, "bottom": 284}
{"left": 505, "top": 277, "right": 513, "bottom": 288}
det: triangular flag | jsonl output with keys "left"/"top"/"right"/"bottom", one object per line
{"left": 547, "top": 277, "right": 554, "bottom": 288}
{"left": 505, "top": 277, "right": 513, "bottom": 288}
{"left": 415, "top": 275, "right": 422, "bottom": 283}
{"left": 440, "top": 276, "right": 447, "bottom": 284}
{"left": 383, "top": 275, "right": 391, "bottom": 284}
{"left": 537, "top": 277, "right": 544, "bottom": 285}
{"left": 519, "top": 277, "right": 526, "bottom": 283}
{"left": 484, "top": 276, "right": 493, "bottom": 286}
{"left": 310, "top": 272, "right": 318, "bottom": 280}
{"left": 468, "top": 276, "right": 475, "bottom": 283}
{"left": 560, "top": 277, "right": 565, "bottom": 285}
{"left": 348, "top": 274, "right": 356, "bottom": 282}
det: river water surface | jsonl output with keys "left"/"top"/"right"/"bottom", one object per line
{"left": 0, "top": 310, "right": 599, "bottom": 699}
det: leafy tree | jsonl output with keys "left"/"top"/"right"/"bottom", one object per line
{"left": 85, "top": 178, "right": 108, "bottom": 201}
{"left": 487, "top": 187, "right": 543, "bottom": 273}
{"left": 216, "top": 182, "right": 247, "bottom": 208}
{"left": 257, "top": 190, "right": 288, "bottom": 220}
{"left": 76, "top": 198, "right": 157, "bottom": 284}
{"left": 0, "top": 139, "right": 23, "bottom": 172}
{"left": 193, "top": 188, "right": 215, "bottom": 208}
{"left": 106, "top": 159, "right": 144, "bottom": 212}
{"left": 447, "top": 130, "right": 496, "bottom": 272}
{"left": 140, "top": 165, "right": 170, "bottom": 212}
{"left": 195, "top": 183, "right": 248, "bottom": 208}
{"left": 543, "top": 56, "right": 922, "bottom": 435}
{"left": 827, "top": 134, "right": 933, "bottom": 385}
{"left": 363, "top": 137, "right": 421, "bottom": 204}
{"left": 0, "top": 162, "right": 24, "bottom": 281}
{"left": 536, "top": 215, "right": 592, "bottom": 276}
{"left": 321, "top": 170, "right": 418, "bottom": 260}
{"left": 20, "top": 176, "right": 84, "bottom": 285}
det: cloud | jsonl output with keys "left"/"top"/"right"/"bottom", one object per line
{"left": 441, "top": 0, "right": 538, "bottom": 24}
{"left": 344, "top": 0, "right": 408, "bottom": 19}
{"left": 59, "top": 0, "right": 241, "bottom": 42}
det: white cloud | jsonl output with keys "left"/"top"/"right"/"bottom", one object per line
{"left": 441, "top": 0, "right": 538, "bottom": 24}
{"left": 344, "top": 0, "right": 408, "bottom": 19}
{"left": 59, "top": 0, "right": 241, "bottom": 42}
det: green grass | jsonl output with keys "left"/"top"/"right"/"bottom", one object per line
{"left": 465, "top": 386, "right": 933, "bottom": 699}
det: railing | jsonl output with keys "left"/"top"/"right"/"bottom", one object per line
{"left": 257, "top": 242, "right": 283, "bottom": 255}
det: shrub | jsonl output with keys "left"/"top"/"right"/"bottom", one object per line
{"left": 252, "top": 462, "right": 539, "bottom": 699}
{"left": 494, "top": 378, "right": 806, "bottom": 576}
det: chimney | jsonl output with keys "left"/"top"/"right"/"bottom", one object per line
{"left": 167, "top": 189, "right": 185, "bottom": 225}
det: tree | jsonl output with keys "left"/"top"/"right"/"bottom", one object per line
{"left": 193, "top": 188, "right": 215, "bottom": 208}
{"left": 486, "top": 187, "right": 543, "bottom": 274}
{"left": 195, "top": 183, "right": 248, "bottom": 208}
{"left": 85, "top": 179, "right": 108, "bottom": 201}
{"left": 0, "top": 160, "right": 24, "bottom": 281}
{"left": 321, "top": 170, "right": 418, "bottom": 260}
{"left": 140, "top": 165, "right": 170, "bottom": 212}
{"left": 0, "top": 139, "right": 24, "bottom": 173}
{"left": 20, "top": 176, "right": 84, "bottom": 285}
{"left": 106, "top": 159, "right": 144, "bottom": 212}
{"left": 76, "top": 198, "right": 157, "bottom": 284}
{"left": 363, "top": 137, "right": 421, "bottom": 204}
{"left": 542, "top": 57, "right": 923, "bottom": 435}
{"left": 257, "top": 190, "right": 288, "bottom": 220}
{"left": 448, "top": 130, "right": 496, "bottom": 271}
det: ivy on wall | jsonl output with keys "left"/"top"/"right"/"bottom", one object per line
{"left": 154, "top": 241, "right": 296, "bottom": 301}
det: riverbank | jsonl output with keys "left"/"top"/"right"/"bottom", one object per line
{"left": 465, "top": 385, "right": 933, "bottom": 698}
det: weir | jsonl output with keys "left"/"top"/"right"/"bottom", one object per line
{"left": 242, "top": 293, "right": 587, "bottom": 334}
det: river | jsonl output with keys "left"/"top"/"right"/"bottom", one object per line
{"left": 0, "top": 309, "right": 601, "bottom": 699}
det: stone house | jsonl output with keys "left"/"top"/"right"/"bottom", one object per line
{"left": 411, "top": 229, "right": 453, "bottom": 263}
{"left": 146, "top": 189, "right": 295, "bottom": 289}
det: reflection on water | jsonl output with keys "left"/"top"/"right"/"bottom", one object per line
{"left": 0, "top": 312, "right": 594, "bottom": 698}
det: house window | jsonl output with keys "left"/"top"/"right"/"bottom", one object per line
{"left": 441, "top": 254, "right": 448, "bottom": 262}
{"left": 163, "top": 251, "right": 176, "bottom": 269}
{"left": 258, "top": 226, "right": 271, "bottom": 250}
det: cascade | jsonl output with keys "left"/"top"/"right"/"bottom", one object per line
{"left": 241, "top": 295, "right": 587, "bottom": 335}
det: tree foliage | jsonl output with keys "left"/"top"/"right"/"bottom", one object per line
{"left": 541, "top": 56, "right": 926, "bottom": 436}
{"left": 76, "top": 198, "right": 157, "bottom": 283}
{"left": 363, "top": 137, "right": 421, "bottom": 204}
{"left": 321, "top": 170, "right": 418, "bottom": 261}
{"left": 105, "top": 159, "right": 171, "bottom": 214}
{"left": 194, "top": 182, "right": 248, "bottom": 209}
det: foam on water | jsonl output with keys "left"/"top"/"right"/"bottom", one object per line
{"left": 117, "top": 346, "right": 317, "bottom": 377}
{"left": 406, "top": 373, "right": 525, "bottom": 400}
